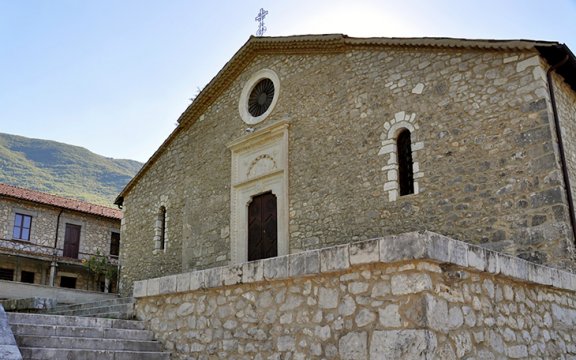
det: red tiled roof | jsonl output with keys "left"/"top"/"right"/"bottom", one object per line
{"left": 0, "top": 183, "right": 122, "bottom": 219}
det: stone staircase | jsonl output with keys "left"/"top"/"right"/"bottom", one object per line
{"left": 45, "top": 297, "right": 135, "bottom": 319}
{"left": 7, "top": 299, "right": 170, "bottom": 360}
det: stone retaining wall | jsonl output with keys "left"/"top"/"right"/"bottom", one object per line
{"left": 134, "top": 232, "right": 576, "bottom": 359}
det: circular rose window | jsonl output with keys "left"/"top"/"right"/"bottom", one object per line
{"left": 248, "top": 79, "right": 275, "bottom": 117}
{"left": 239, "top": 69, "right": 280, "bottom": 124}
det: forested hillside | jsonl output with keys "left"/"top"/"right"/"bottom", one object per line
{"left": 0, "top": 133, "right": 142, "bottom": 206}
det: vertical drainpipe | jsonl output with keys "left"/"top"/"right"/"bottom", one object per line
{"left": 116, "top": 198, "right": 123, "bottom": 294}
{"left": 48, "top": 208, "right": 64, "bottom": 287}
{"left": 546, "top": 55, "right": 576, "bottom": 245}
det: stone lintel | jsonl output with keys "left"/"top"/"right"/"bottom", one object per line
{"left": 132, "top": 231, "right": 576, "bottom": 298}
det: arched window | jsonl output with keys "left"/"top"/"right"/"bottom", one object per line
{"left": 155, "top": 206, "right": 166, "bottom": 250}
{"left": 397, "top": 129, "right": 414, "bottom": 196}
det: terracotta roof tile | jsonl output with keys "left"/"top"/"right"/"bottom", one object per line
{"left": 0, "top": 183, "right": 122, "bottom": 219}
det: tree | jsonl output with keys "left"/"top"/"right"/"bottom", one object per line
{"left": 83, "top": 250, "right": 117, "bottom": 292}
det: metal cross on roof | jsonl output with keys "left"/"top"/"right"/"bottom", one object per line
{"left": 255, "top": 8, "right": 268, "bottom": 36}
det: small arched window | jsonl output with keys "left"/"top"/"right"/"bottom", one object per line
{"left": 397, "top": 129, "right": 414, "bottom": 196}
{"left": 155, "top": 206, "right": 166, "bottom": 251}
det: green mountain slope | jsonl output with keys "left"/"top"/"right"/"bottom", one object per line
{"left": 0, "top": 133, "right": 142, "bottom": 206}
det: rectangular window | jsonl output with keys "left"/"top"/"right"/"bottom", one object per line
{"left": 60, "top": 276, "right": 77, "bottom": 289}
{"left": 13, "top": 213, "right": 32, "bottom": 240}
{"left": 110, "top": 232, "right": 120, "bottom": 257}
{"left": 21, "top": 271, "right": 35, "bottom": 284}
{"left": 0, "top": 268, "right": 15, "bottom": 281}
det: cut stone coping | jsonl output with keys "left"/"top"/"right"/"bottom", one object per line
{"left": 133, "top": 231, "right": 576, "bottom": 298}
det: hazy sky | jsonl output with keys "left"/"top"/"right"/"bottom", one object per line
{"left": 1, "top": 0, "right": 575, "bottom": 162}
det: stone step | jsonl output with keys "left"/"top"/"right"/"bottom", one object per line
{"left": 48, "top": 302, "right": 134, "bottom": 319}
{"left": 7, "top": 313, "right": 146, "bottom": 330}
{"left": 10, "top": 323, "right": 155, "bottom": 341}
{"left": 75, "top": 311, "right": 135, "bottom": 320}
{"left": 15, "top": 335, "right": 163, "bottom": 352}
{"left": 49, "top": 297, "right": 134, "bottom": 312}
{"left": 19, "top": 348, "right": 171, "bottom": 360}
{"left": 8, "top": 312, "right": 170, "bottom": 360}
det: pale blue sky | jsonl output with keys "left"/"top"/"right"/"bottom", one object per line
{"left": 1, "top": 0, "right": 575, "bottom": 162}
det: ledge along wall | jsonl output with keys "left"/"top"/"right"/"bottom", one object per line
{"left": 133, "top": 231, "right": 576, "bottom": 359}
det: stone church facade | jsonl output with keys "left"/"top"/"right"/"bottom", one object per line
{"left": 117, "top": 35, "right": 576, "bottom": 292}
{"left": 116, "top": 35, "right": 576, "bottom": 358}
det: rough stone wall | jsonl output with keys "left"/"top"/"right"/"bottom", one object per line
{"left": 553, "top": 72, "right": 576, "bottom": 245}
{"left": 134, "top": 233, "right": 576, "bottom": 359}
{"left": 119, "top": 138, "right": 190, "bottom": 286}
{"left": 121, "top": 45, "right": 575, "bottom": 294}
{"left": 0, "top": 198, "right": 59, "bottom": 248}
{"left": 57, "top": 212, "right": 120, "bottom": 258}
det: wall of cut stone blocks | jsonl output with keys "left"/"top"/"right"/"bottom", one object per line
{"left": 133, "top": 232, "right": 576, "bottom": 359}
{"left": 120, "top": 45, "right": 576, "bottom": 294}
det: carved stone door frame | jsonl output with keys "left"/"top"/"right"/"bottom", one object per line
{"left": 228, "top": 120, "right": 289, "bottom": 264}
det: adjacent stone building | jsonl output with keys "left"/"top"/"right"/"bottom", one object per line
{"left": 0, "top": 183, "right": 121, "bottom": 294}
{"left": 117, "top": 35, "right": 576, "bottom": 292}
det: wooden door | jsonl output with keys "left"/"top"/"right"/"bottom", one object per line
{"left": 248, "top": 192, "right": 277, "bottom": 261}
{"left": 63, "top": 224, "right": 81, "bottom": 259}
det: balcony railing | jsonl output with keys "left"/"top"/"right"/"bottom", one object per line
{"left": 0, "top": 238, "right": 119, "bottom": 266}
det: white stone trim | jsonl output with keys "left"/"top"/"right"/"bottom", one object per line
{"left": 134, "top": 231, "right": 576, "bottom": 298}
{"left": 379, "top": 111, "right": 424, "bottom": 201}
{"left": 238, "top": 69, "right": 280, "bottom": 125}
{"left": 228, "top": 120, "right": 289, "bottom": 264}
